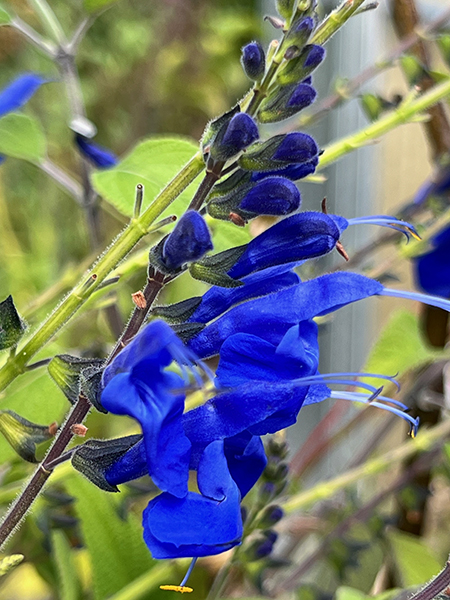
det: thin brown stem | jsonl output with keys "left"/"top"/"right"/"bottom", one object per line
{"left": 409, "top": 561, "right": 450, "bottom": 600}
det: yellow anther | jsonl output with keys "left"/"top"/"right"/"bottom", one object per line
{"left": 160, "top": 585, "right": 193, "bottom": 593}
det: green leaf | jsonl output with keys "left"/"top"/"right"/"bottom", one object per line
{"left": 362, "top": 310, "right": 446, "bottom": 389}
{"left": 0, "top": 295, "right": 26, "bottom": 349}
{"left": 51, "top": 530, "right": 80, "bottom": 600}
{"left": 0, "top": 5, "right": 11, "bottom": 25}
{"left": 65, "top": 473, "right": 154, "bottom": 600}
{"left": 0, "top": 113, "right": 46, "bottom": 162}
{"left": 208, "top": 218, "right": 252, "bottom": 253}
{"left": 92, "top": 137, "right": 199, "bottom": 218}
{"left": 0, "top": 369, "right": 67, "bottom": 464}
{"left": 83, "top": 0, "right": 118, "bottom": 13}
{"left": 387, "top": 530, "right": 442, "bottom": 586}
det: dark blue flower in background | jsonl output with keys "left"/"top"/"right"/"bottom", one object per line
{"left": 413, "top": 225, "right": 450, "bottom": 297}
{"left": 0, "top": 73, "right": 47, "bottom": 118}
{"left": 0, "top": 73, "right": 49, "bottom": 165}
{"left": 75, "top": 134, "right": 118, "bottom": 169}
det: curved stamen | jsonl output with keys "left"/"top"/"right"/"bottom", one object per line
{"left": 291, "top": 371, "right": 400, "bottom": 391}
{"left": 347, "top": 216, "right": 420, "bottom": 241}
{"left": 380, "top": 288, "right": 450, "bottom": 311}
{"left": 329, "top": 390, "right": 419, "bottom": 437}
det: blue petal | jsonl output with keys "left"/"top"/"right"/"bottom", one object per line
{"left": 224, "top": 433, "right": 267, "bottom": 498}
{"left": 216, "top": 322, "right": 319, "bottom": 387}
{"left": 75, "top": 134, "right": 118, "bottom": 168}
{"left": 143, "top": 441, "right": 242, "bottom": 559}
{"left": 183, "top": 381, "right": 308, "bottom": 442}
{"left": 0, "top": 74, "right": 47, "bottom": 118}
{"left": 287, "top": 83, "right": 317, "bottom": 109}
{"left": 101, "top": 366, "right": 191, "bottom": 498}
{"left": 272, "top": 132, "right": 318, "bottom": 163}
{"left": 189, "top": 265, "right": 300, "bottom": 324}
{"left": 103, "top": 320, "right": 186, "bottom": 386}
{"left": 228, "top": 212, "right": 341, "bottom": 279}
{"left": 241, "top": 41, "right": 265, "bottom": 80}
{"left": 105, "top": 437, "right": 147, "bottom": 486}
{"left": 189, "top": 273, "right": 383, "bottom": 358}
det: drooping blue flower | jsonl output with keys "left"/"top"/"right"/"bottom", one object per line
{"left": 0, "top": 74, "right": 47, "bottom": 118}
{"left": 101, "top": 321, "right": 192, "bottom": 498}
{"left": 142, "top": 440, "right": 243, "bottom": 559}
{"left": 162, "top": 210, "right": 213, "bottom": 271}
{"left": 75, "top": 134, "right": 118, "bottom": 168}
{"left": 241, "top": 42, "right": 265, "bottom": 81}
{"left": 227, "top": 211, "right": 345, "bottom": 280}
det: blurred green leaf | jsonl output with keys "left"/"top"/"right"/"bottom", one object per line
{"left": 83, "top": 0, "right": 118, "bottom": 13}
{"left": 336, "top": 587, "right": 367, "bottom": 600}
{"left": 65, "top": 473, "right": 154, "bottom": 600}
{"left": 51, "top": 530, "right": 80, "bottom": 600}
{"left": 92, "top": 136, "right": 199, "bottom": 218}
{"left": 0, "top": 5, "right": 11, "bottom": 25}
{"left": 0, "top": 113, "right": 47, "bottom": 161}
{"left": 387, "top": 530, "right": 441, "bottom": 586}
{"left": 0, "top": 554, "right": 24, "bottom": 576}
{"left": 208, "top": 218, "right": 251, "bottom": 252}
{"left": 362, "top": 310, "right": 446, "bottom": 389}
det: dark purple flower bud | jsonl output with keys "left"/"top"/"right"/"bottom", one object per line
{"left": 273, "top": 132, "right": 319, "bottom": 163}
{"left": 0, "top": 74, "right": 47, "bottom": 118}
{"left": 241, "top": 42, "right": 266, "bottom": 81}
{"left": 304, "top": 44, "right": 326, "bottom": 69}
{"left": 162, "top": 211, "right": 213, "bottom": 271}
{"left": 277, "top": 44, "right": 326, "bottom": 85}
{"left": 75, "top": 135, "right": 118, "bottom": 168}
{"left": 257, "top": 504, "right": 284, "bottom": 528}
{"left": 287, "top": 83, "right": 317, "bottom": 109}
{"left": 302, "top": 75, "right": 312, "bottom": 85}
{"left": 239, "top": 177, "right": 301, "bottom": 216}
{"left": 286, "top": 16, "right": 314, "bottom": 47}
{"left": 243, "top": 531, "right": 278, "bottom": 561}
{"left": 210, "top": 113, "right": 259, "bottom": 161}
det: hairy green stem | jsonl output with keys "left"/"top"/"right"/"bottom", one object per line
{"left": 282, "top": 418, "right": 450, "bottom": 514}
{"left": 0, "top": 152, "right": 204, "bottom": 395}
{"left": 317, "top": 77, "right": 450, "bottom": 171}
{"left": 311, "top": 0, "right": 367, "bottom": 45}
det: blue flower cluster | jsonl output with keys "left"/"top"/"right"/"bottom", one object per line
{"left": 91, "top": 207, "right": 446, "bottom": 562}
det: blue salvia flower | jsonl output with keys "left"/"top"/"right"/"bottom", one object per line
{"left": 101, "top": 320, "right": 245, "bottom": 559}
{"left": 241, "top": 42, "right": 266, "bottom": 81}
{"left": 75, "top": 134, "right": 118, "bottom": 169}
{"left": 162, "top": 211, "right": 213, "bottom": 271}
{"left": 0, "top": 73, "right": 47, "bottom": 118}
{"left": 287, "top": 82, "right": 317, "bottom": 110}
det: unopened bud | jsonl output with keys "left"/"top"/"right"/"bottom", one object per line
{"left": 256, "top": 504, "right": 284, "bottom": 528}
{"left": 241, "top": 42, "right": 265, "bottom": 81}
